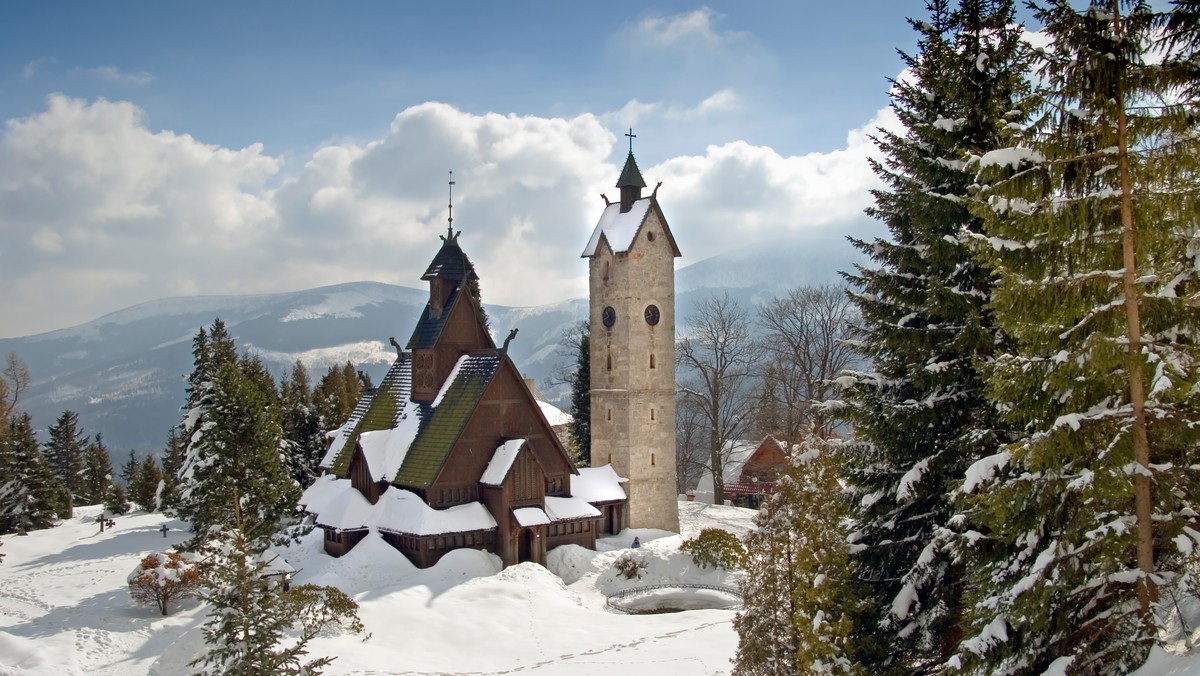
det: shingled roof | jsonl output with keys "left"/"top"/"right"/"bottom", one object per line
{"left": 406, "top": 287, "right": 462, "bottom": 350}
{"left": 422, "top": 233, "right": 477, "bottom": 282}
{"left": 393, "top": 352, "right": 503, "bottom": 488}
{"left": 321, "top": 356, "right": 422, "bottom": 476}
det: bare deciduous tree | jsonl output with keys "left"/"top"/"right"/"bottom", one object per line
{"left": 1, "top": 352, "right": 31, "bottom": 421}
{"left": 677, "top": 293, "right": 761, "bottom": 505}
{"left": 756, "top": 285, "right": 860, "bottom": 446}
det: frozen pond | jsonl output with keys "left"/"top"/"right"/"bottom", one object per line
{"left": 606, "top": 584, "right": 743, "bottom": 614}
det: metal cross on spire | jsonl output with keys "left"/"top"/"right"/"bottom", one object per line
{"left": 626, "top": 128, "right": 636, "bottom": 154}
{"left": 446, "top": 170, "right": 455, "bottom": 239}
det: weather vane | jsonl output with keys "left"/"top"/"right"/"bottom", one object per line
{"left": 626, "top": 128, "right": 636, "bottom": 154}
{"left": 447, "top": 170, "right": 455, "bottom": 238}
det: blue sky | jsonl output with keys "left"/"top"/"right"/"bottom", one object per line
{"left": 2, "top": 2, "right": 942, "bottom": 337}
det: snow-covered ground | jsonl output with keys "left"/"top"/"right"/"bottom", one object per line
{"left": 0, "top": 501, "right": 760, "bottom": 675}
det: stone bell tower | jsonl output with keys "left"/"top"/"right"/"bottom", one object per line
{"left": 581, "top": 136, "right": 681, "bottom": 532}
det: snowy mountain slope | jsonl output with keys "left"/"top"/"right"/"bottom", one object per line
{"left": 0, "top": 233, "right": 861, "bottom": 454}
{"left": 0, "top": 282, "right": 587, "bottom": 453}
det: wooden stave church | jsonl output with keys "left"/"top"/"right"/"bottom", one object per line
{"left": 300, "top": 221, "right": 628, "bottom": 569}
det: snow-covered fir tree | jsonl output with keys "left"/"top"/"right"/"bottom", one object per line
{"left": 954, "top": 1, "right": 1200, "bottom": 671}
{"left": 839, "top": 0, "right": 1030, "bottom": 668}
{"left": 78, "top": 434, "right": 114, "bottom": 506}
{"left": 176, "top": 352, "right": 299, "bottom": 542}
{"left": 190, "top": 519, "right": 363, "bottom": 675}
{"left": 0, "top": 413, "right": 65, "bottom": 533}
{"left": 279, "top": 360, "right": 325, "bottom": 490}
{"left": 43, "top": 409, "right": 87, "bottom": 499}
{"left": 733, "top": 436, "right": 862, "bottom": 675}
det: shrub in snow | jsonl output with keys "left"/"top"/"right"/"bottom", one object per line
{"left": 679, "top": 528, "right": 745, "bottom": 571}
{"left": 127, "top": 550, "right": 201, "bottom": 616}
{"left": 612, "top": 552, "right": 647, "bottom": 580}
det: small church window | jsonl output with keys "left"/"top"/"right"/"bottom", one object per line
{"left": 651, "top": 453, "right": 656, "bottom": 466}
{"left": 606, "top": 352, "right": 612, "bottom": 370}
{"left": 647, "top": 231, "right": 656, "bottom": 242}
{"left": 607, "top": 409, "right": 612, "bottom": 421}
{"left": 650, "top": 408, "right": 655, "bottom": 421}
{"left": 649, "top": 353, "right": 655, "bottom": 369}
{"left": 603, "top": 260, "right": 610, "bottom": 280}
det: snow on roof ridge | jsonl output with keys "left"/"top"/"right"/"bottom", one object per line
{"left": 581, "top": 198, "right": 653, "bottom": 257}
{"left": 480, "top": 439, "right": 526, "bottom": 486}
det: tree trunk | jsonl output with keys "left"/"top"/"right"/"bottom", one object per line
{"left": 1112, "top": 2, "right": 1156, "bottom": 617}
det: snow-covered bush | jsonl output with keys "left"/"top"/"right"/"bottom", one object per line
{"left": 679, "top": 528, "right": 745, "bottom": 570}
{"left": 612, "top": 552, "right": 647, "bottom": 580}
{"left": 127, "top": 550, "right": 201, "bottom": 615}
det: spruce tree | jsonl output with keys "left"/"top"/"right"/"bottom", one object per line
{"left": 130, "top": 454, "right": 162, "bottom": 511}
{"left": 569, "top": 324, "right": 591, "bottom": 466}
{"left": 176, "top": 358, "right": 298, "bottom": 541}
{"left": 312, "top": 361, "right": 363, "bottom": 432}
{"left": 190, "top": 518, "right": 363, "bottom": 675}
{"left": 840, "top": 1, "right": 1029, "bottom": 669}
{"left": 280, "top": 360, "right": 324, "bottom": 489}
{"left": 955, "top": 2, "right": 1200, "bottom": 671}
{"left": 733, "top": 437, "right": 862, "bottom": 675}
{"left": 158, "top": 425, "right": 186, "bottom": 511}
{"left": 78, "top": 434, "right": 113, "bottom": 505}
{"left": 44, "top": 409, "right": 87, "bottom": 498}
{"left": 0, "top": 413, "right": 64, "bottom": 533}
{"left": 119, "top": 449, "right": 138, "bottom": 488}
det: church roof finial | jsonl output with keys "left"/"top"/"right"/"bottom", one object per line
{"left": 445, "top": 170, "right": 457, "bottom": 242}
{"left": 616, "top": 131, "right": 647, "bottom": 190}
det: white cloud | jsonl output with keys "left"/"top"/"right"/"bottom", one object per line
{"left": 635, "top": 7, "right": 747, "bottom": 48}
{"left": 89, "top": 65, "right": 155, "bottom": 85}
{"left": 0, "top": 95, "right": 894, "bottom": 337}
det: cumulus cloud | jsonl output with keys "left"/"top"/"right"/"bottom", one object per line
{"left": 0, "top": 94, "right": 894, "bottom": 337}
{"left": 89, "top": 65, "right": 155, "bottom": 85}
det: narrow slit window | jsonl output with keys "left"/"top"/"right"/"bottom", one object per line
{"left": 651, "top": 453, "right": 656, "bottom": 466}
{"left": 650, "top": 408, "right": 655, "bottom": 421}
{"left": 607, "top": 408, "right": 612, "bottom": 421}
{"left": 650, "top": 353, "right": 656, "bottom": 369}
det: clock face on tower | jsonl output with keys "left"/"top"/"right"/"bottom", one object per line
{"left": 644, "top": 304, "right": 660, "bottom": 326}
{"left": 602, "top": 306, "right": 616, "bottom": 328}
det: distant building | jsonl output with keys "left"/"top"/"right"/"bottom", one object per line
{"left": 583, "top": 146, "right": 681, "bottom": 532}
{"left": 693, "top": 436, "right": 788, "bottom": 509}
{"left": 302, "top": 222, "right": 627, "bottom": 568}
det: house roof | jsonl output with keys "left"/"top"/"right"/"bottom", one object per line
{"left": 616, "top": 151, "right": 646, "bottom": 188}
{"left": 581, "top": 196, "right": 681, "bottom": 258}
{"left": 376, "top": 487, "right": 497, "bottom": 536}
{"left": 421, "top": 233, "right": 477, "bottom": 282}
{"left": 393, "top": 353, "right": 503, "bottom": 488}
{"left": 480, "top": 439, "right": 527, "bottom": 487}
{"left": 693, "top": 437, "right": 786, "bottom": 495}
{"left": 320, "top": 357, "right": 422, "bottom": 476}
{"left": 406, "top": 287, "right": 461, "bottom": 350}
{"left": 571, "top": 465, "right": 628, "bottom": 503}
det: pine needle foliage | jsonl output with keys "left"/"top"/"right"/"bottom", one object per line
{"left": 190, "top": 524, "right": 364, "bottom": 675}
{"left": 840, "top": 0, "right": 1030, "bottom": 669}
{"left": 954, "top": 1, "right": 1200, "bottom": 672}
{"left": 733, "top": 438, "right": 862, "bottom": 676}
